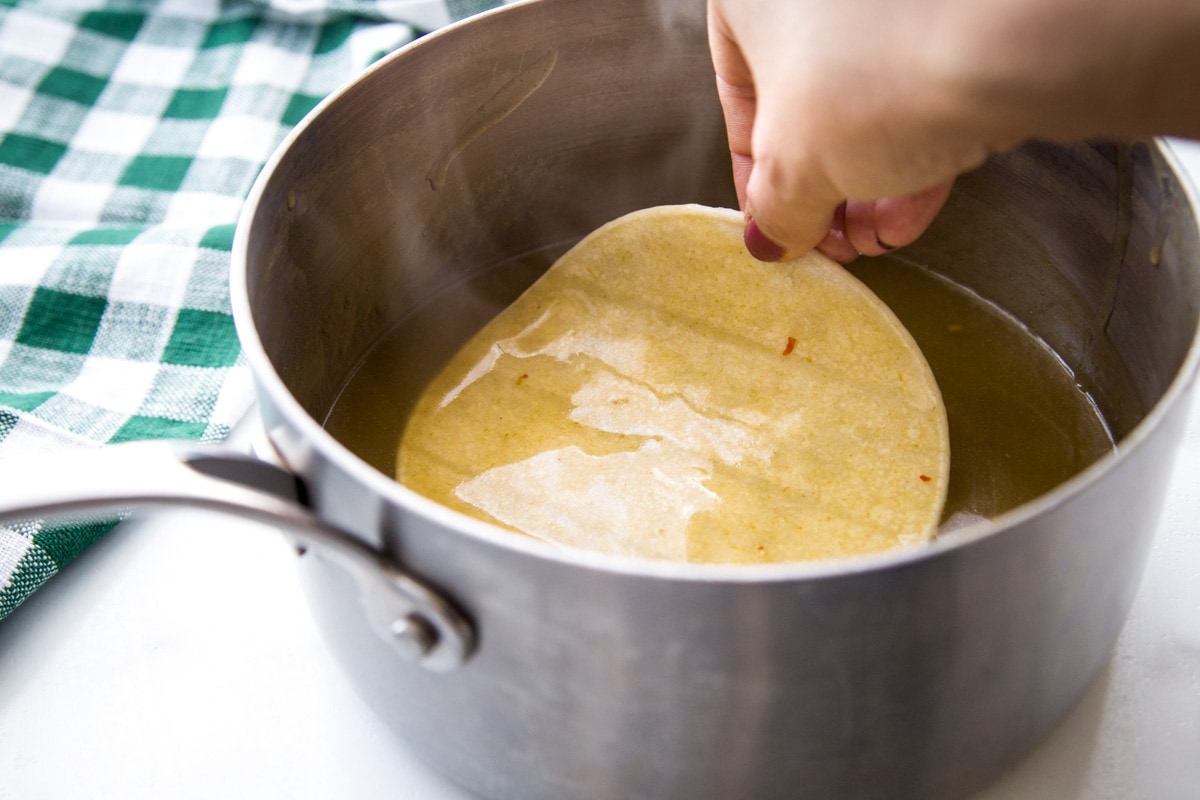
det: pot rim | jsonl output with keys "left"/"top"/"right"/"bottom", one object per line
{"left": 230, "top": 6, "right": 1200, "bottom": 586}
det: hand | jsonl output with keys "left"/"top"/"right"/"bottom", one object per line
{"left": 708, "top": 0, "right": 993, "bottom": 263}
{"left": 708, "top": 0, "right": 1200, "bottom": 263}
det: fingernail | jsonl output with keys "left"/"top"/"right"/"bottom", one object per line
{"left": 875, "top": 235, "right": 896, "bottom": 252}
{"left": 744, "top": 218, "right": 785, "bottom": 262}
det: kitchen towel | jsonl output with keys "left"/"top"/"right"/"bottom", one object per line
{"left": 0, "top": 0, "right": 501, "bottom": 619}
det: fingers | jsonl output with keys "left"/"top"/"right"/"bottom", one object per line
{"left": 742, "top": 143, "right": 842, "bottom": 261}
{"left": 873, "top": 182, "right": 954, "bottom": 250}
{"left": 709, "top": 1, "right": 955, "bottom": 265}
{"left": 812, "top": 182, "right": 955, "bottom": 264}
{"left": 730, "top": 144, "right": 954, "bottom": 265}
{"left": 710, "top": 2, "right": 846, "bottom": 261}
{"left": 816, "top": 204, "right": 861, "bottom": 263}
{"left": 840, "top": 182, "right": 954, "bottom": 258}
{"left": 742, "top": 164, "right": 952, "bottom": 265}
{"left": 842, "top": 201, "right": 892, "bottom": 257}
{"left": 729, "top": 151, "right": 753, "bottom": 212}
{"left": 709, "top": 9, "right": 756, "bottom": 210}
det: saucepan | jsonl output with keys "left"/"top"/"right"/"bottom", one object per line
{"left": 3, "top": 0, "right": 1199, "bottom": 797}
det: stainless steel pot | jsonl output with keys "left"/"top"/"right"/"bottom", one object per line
{"left": 3, "top": 0, "right": 1199, "bottom": 798}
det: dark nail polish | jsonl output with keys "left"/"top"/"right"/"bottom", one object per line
{"left": 744, "top": 218, "right": 785, "bottom": 262}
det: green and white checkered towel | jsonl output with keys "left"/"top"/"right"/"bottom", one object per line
{"left": 0, "top": 0, "right": 502, "bottom": 619}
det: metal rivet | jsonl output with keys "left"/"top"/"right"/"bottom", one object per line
{"left": 390, "top": 613, "right": 439, "bottom": 662}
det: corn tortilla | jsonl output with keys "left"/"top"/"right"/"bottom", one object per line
{"left": 397, "top": 204, "right": 949, "bottom": 563}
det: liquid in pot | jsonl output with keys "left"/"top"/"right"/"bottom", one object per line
{"left": 323, "top": 252, "right": 1115, "bottom": 532}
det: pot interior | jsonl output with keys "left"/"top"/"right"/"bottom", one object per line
{"left": 241, "top": 0, "right": 1200, "bottom": 535}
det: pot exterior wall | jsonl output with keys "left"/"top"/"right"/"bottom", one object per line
{"left": 278, "top": 380, "right": 1186, "bottom": 800}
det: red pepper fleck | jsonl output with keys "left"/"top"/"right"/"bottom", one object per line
{"left": 782, "top": 336, "right": 797, "bottom": 356}
{"left": 919, "top": 474, "right": 931, "bottom": 482}
{"left": 516, "top": 373, "right": 529, "bottom": 385}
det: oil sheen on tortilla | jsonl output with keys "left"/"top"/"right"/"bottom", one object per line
{"left": 397, "top": 205, "right": 950, "bottom": 563}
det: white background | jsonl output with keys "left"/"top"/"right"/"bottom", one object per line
{"left": 1, "top": 143, "right": 1199, "bottom": 799}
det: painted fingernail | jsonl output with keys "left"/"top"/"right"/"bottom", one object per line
{"left": 744, "top": 218, "right": 785, "bottom": 262}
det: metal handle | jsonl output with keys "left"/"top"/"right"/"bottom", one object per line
{"left": 0, "top": 440, "right": 474, "bottom": 672}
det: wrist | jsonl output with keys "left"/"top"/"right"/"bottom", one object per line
{"left": 928, "top": 0, "right": 1200, "bottom": 144}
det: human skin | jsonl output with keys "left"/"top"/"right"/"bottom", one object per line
{"left": 708, "top": 0, "right": 1200, "bottom": 262}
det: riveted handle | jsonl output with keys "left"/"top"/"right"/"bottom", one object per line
{"left": 0, "top": 440, "right": 475, "bottom": 671}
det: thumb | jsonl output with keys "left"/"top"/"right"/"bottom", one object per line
{"left": 741, "top": 139, "right": 844, "bottom": 262}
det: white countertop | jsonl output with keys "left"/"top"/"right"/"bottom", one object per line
{"left": 2, "top": 144, "right": 1199, "bottom": 800}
